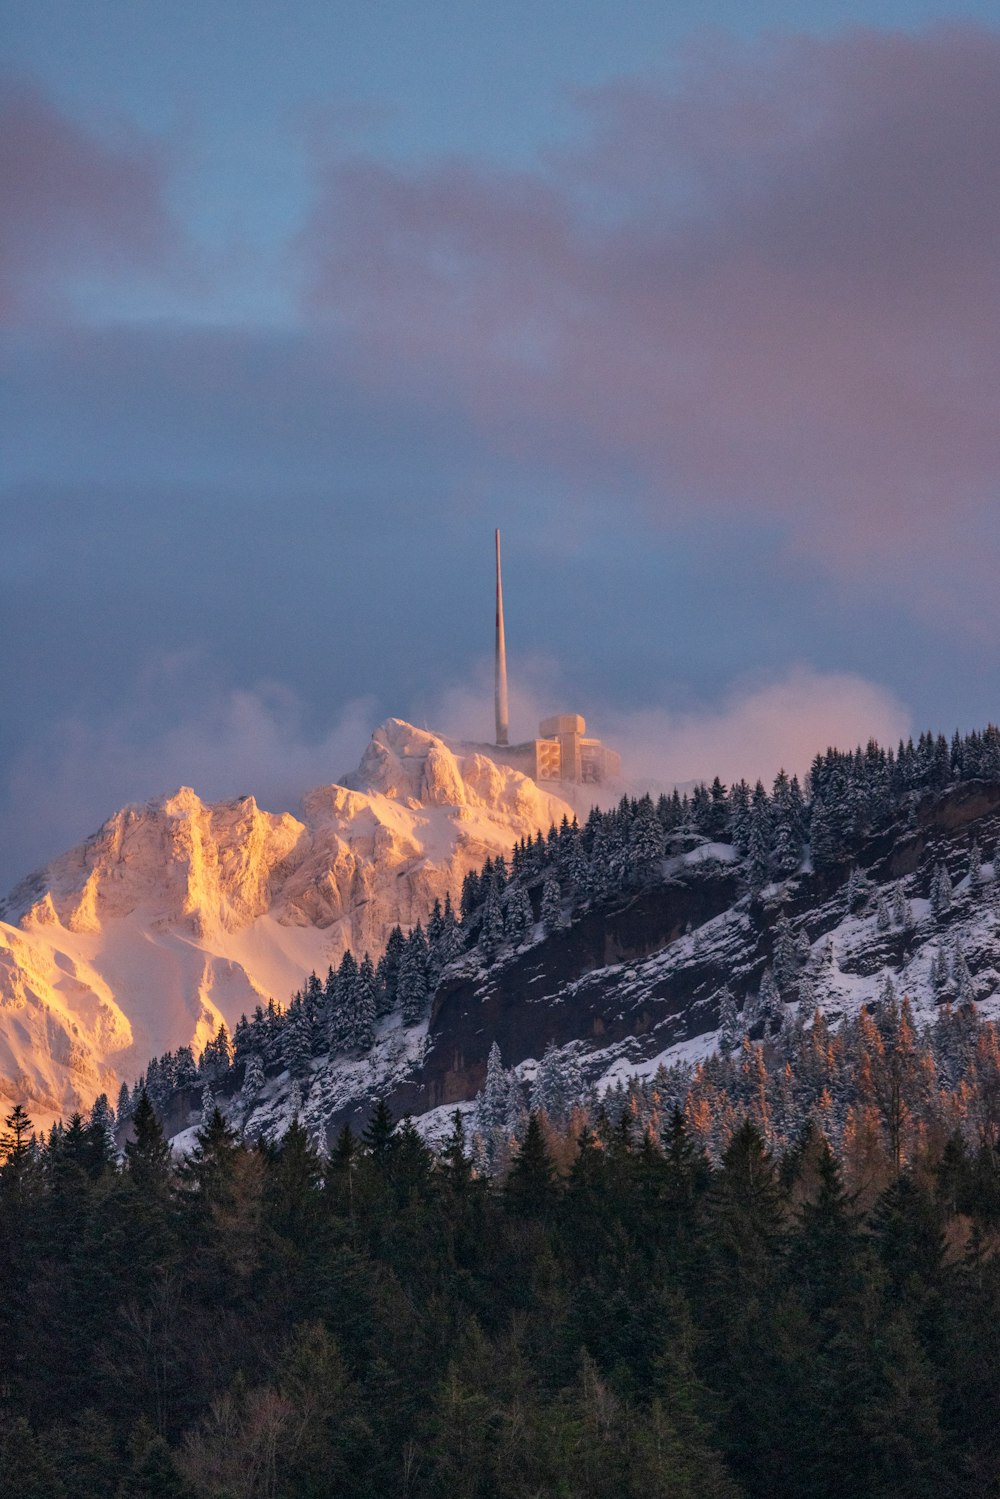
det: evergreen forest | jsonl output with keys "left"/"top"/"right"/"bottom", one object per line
{"left": 6, "top": 1077, "right": 1000, "bottom": 1497}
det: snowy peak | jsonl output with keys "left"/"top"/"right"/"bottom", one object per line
{"left": 0, "top": 720, "right": 575, "bottom": 1125}
{"left": 343, "top": 717, "right": 572, "bottom": 824}
{"left": 11, "top": 787, "right": 306, "bottom": 937}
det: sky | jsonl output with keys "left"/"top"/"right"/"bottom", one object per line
{"left": 2, "top": 0, "right": 999, "bottom": 887}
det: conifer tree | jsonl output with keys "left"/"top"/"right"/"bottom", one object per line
{"left": 892, "top": 881, "right": 913, "bottom": 929}
{"left": 478, "top": 885, "right": 505, "bottom": 962}
{"left": 506, "top": 1111, "right": 555, "bottom": 1215}
{"left": 399, "top": 925, "right": 429, "bottom": 1024}
{"left": 540, "top": 873, "right": 562, "bottom": 933}
{"left": 717, "top": 987, "right": 742, "bottom": 1056}
{"left": 242, "top": 1051, "right": 265, "bottom": 1101}
{"left": 353, "top": 953, "right": 378, "bottom": 1048}
{"left": 124, "top": 1090, "right": 171, "bottom": 1190}
{"left": 377, "top": 926, "right": 405, "bottom": 1016}
{"left": 931, "top": 862, "right": 953, "bottom": 920}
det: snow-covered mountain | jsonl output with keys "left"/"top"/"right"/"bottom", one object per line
{"left": 170, "top": 775, "right": 1000, "bottom": 1156}
{"left": 0, "top": 720, "right": 573, "bottom": 1125}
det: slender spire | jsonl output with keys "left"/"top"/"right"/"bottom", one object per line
{"left": 495, "top": 529, "right": 509, "bottom": 746}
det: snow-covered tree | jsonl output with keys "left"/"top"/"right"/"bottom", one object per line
{"left": 968, "top": 840, "right": 983, "bottom": 887}
{"left": 504, "top": 884, "right": 534, "bottom": 947}
{"left": 478, "top": 886, "right": 505, "bottom": 963}
{"left": 476, "top": 1042, "right": 508, "bottom": 1138}
{"left": 772, "top": 914, "right": 801, "bottom": 991}
{"left": 952, "top": 938, "right": 976, "bottom": 1006}
{"left": 931, "top": 862, "right": 953, "bottom": 921}
{"left": 282, "top": 1009, "right": 313, "bottom": 1079}
{"left": 116, "top": 1080, "right": 133, "bottom": 1127}
{"left": 242, "top": 1051, "right": 265, "bottom": 1103}
{"left": 377, "top": 926, "right": 406, "bottom": 1017}
{"left": 931, "top": 944, "right": 951, "bottom": 996}
{"left": 745, "top": 783, "right": 773, "bottom": 891}
{"left": 629, "top": 796, "right": 664, "bottom": 883}
{"left": 845, "top": 865, "right": 870, "bottom": 913}
{"left": 88, "top": 1094, "right": 117, "bottom": 1162}
{"left": 717, "top": 987, "right": 742, "bottom": 1055}
{"left": 892, "top": 882, "right": 913, "bottom": 929}
{"left": 399, "top": 925, "right": 430, "bottom": 1024}
{"left": 353, "top": 953, "right": 378, "bottom": 1049}
{"left": 540, "top": 873, "right": 562, "bottom": 934}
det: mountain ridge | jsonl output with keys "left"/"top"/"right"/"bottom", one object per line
{"left": 0, "top": 719, "right": 574, "bottom": 1124}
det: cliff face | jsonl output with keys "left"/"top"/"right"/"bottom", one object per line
{"left": 0, "top": 720, "right": 573, "bottom": 1124}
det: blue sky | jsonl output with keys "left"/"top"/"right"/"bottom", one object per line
{"left": 2, "top": 1, "right": 999, "bottom": 885}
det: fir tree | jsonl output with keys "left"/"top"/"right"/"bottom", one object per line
{"left": 478, "top": 885, "right": 505, "bottom": 963}
{"left": 399, "top": 925, "right": 429, "bottom": 1024}
{"left": 540, "top": 873, "right": 562, "bottom": 933}
{"left": 353, "top": 953, "right": 378, "bottom": 1049}
{"left": 717, "top": 987, "right": 742, "bottom": 1056}
{"left": 931, "top": 862, "right": 953, "bottom": 920}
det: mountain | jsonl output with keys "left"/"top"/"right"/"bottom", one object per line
{"left": 0, "top": 719, "right": 573, "bottom": 1125}
{"left": 138, "top": 736, "right": 1000, "bottom": 1159}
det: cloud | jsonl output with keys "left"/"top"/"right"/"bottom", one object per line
{"left": 604, "top": 667, "right": 911, "bottom": 793}
{"left": 425, "top": 656, "right": 911, "bottom": 795}
{"left": 301, "top": 25, "right": 1000, "bottom": 583}
{"left": 0, "top": 79, "right": 175, "bottom": 321}
{"left": 1, "top": 676, "right": 375, "bottom": 889}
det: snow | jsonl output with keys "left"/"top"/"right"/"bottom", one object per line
{"left": 0, "top": 720, "right": 574, "bottom": 1127}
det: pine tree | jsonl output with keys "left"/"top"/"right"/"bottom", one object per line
{"left": 353, "top": 953, "right": 378, "bottom": 1049}
{"left": 717, "top": 987, "right": 742, "bottom": 1055}
{"left": 438, "top": 891, "right": 465, "bottom": 966}
{"left": 506, "top": 1111, "right": 555, "bottom": 1215}
{"left": 476, "top": 1041, "right": 508, "bottom": 1138}
{"left": 745, "top": 783, "right": 772, "bottom": 891}
{"left": 931, "top": 944, "right": 951, "bottom": 996}
{"left": 116, "top": 1079, "right": 133, "bottom": 1127}
{"left": 630, "top": 796, "right": 664, "bottom": 882}
{"left": 282, "top": 1008, "right": 313, "bottom": 1078}
{"left": 504, "top": 884, "right": 533, "bottom": 947}
{"left": 931, "top": 862, "right": 953, "bottom": 921}
{"left": 86, "top": 1093, "right": 118, "bottom": 1171}
{"left": 968, "top": 839, "right": 983, "bottom": 887}
{"left": 399, "top": 926, "right": 429, "bottom": 1024}
{"left": 756, "top": 968, "right": 782, "bottom": 1031}
{"left": 478, "top": 886, "right": 505, "bottom": 963}
{"left": 540, "top": 873, "right": 562, "bottom": 933}
{"left": 772, "top": 913, "right": 801, "bottom": 991}
{"left": 242, "top": 1051, "right": 265, "bottom": 1101}
{"left": 892, "top": 882, "right": 913, "bottom": 929}
{"left": 845, "top": 864, "right": 870, "bottom": 912}
{"left": 124, "top": 1090, "right": 171, "bottom": 1190}
{"left": 952, "top": 938, "right": 976, "bottom": 1006}
{"left": 0, "top": 1102, "right": 32, "bottom": 1167}
{"left": 808, "top": 795, "right": 838, "bottom": 873}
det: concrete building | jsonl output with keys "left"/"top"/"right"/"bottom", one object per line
{"left": 484, "top": 713, "right": 622, "bottom": 786}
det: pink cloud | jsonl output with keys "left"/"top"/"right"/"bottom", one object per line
{"left": 302, "top": 25, "right": 1000, "bottom": 578}
{"left": 0, "top": 80, "right": 174, "bottom": 321}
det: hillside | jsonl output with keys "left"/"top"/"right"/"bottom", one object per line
{"left": 133, "top": 728, "right": 1000, "bottom": 1164}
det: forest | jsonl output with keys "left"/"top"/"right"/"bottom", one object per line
{"left": 5, "top": 1067, "right": 1000, "bottom": 1497}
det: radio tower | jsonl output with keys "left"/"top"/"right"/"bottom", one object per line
{"left": 495, "top": 529, "right": 510, "bottom": 746}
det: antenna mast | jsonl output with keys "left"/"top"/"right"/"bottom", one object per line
{"left": 495, "top": 529, "right": 509, "bottom": 746}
